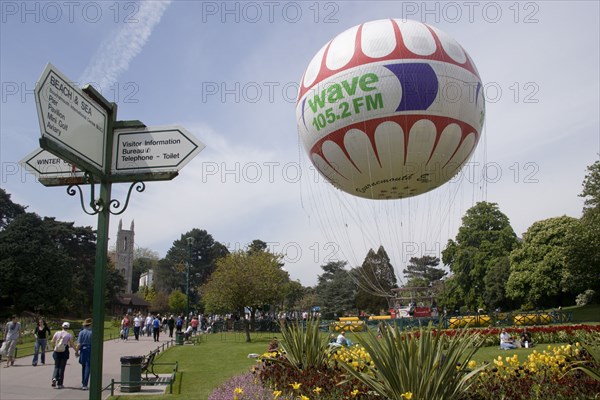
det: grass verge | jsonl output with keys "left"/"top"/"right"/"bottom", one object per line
{"left": 109, "top": 332, "right": 273, "bottom": 400}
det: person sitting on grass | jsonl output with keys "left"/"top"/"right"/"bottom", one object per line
{"left": 267, "top": 337, "right": 279, "bottom": 352}
{"left": 520, "top": 327, "right": 534, "bottom": 347}
{"left": 500, "top": 328, "right": 517, "bottom": 350}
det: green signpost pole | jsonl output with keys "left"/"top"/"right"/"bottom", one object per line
{"left": 88, "top": 91, "right": 117, "bottom": 400}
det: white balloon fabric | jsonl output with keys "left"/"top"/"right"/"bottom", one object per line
{"left": 296, "top": 19, "right": 485, "bottom": 200}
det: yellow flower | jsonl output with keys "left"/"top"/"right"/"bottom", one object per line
{"left": 351, "top": 389, "right": 360, "bottom": 397}
{"left": 401, "top": 392, "right": 413, "bottom": 399}
{"left": 291, "top": 382, "right": 302, "bottom": 390}
{"left": 273, "top": 390, "right": 282, "bottom": 399}
{"left": 301, "top": 396, "right": 310, "bottom": 400}
{"left": 313, "top": 387, "right": 322, "bottom": 394}
{"left": 234, "top": 387, "right": 244, "bottom": 395}
{"left": 468, "top": 360, "right": 477, "bottom": 369}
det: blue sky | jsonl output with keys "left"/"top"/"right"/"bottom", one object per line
{"left": 1, "top": 1, "right": 598, "bottom": 286}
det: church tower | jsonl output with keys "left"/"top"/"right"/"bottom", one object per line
{"left": 116, "top": 220, "right": 135, "bottom": 294}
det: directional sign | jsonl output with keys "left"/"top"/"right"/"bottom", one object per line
{"left": 35, "top": 63, "right": 108, "bottom": 172}
{"left": 112, "top": 126, "right": 205, "bottom": 174}
{"left": 20, "top": 148, "right": 94, "bottom": 186}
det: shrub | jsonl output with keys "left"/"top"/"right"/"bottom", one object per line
{"left": 576, "top": 290, "right": 596, "bottom": 306}
{"left": 338, "top": 324, "right": 485, "bottom": 400}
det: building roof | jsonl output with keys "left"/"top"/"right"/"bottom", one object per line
{"left": 116, "top": 293, "right": 150, "bottom": 307}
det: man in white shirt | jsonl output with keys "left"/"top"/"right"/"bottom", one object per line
{"left": 336, "top": 331, "right": 349, "bottom": 346}
{"left": 500, "top": 329, "right": 517, "bottom": 350}
{"left": 133, "top": 315, "right": 142, "bottom": 340}
{"left": 145, "top": 314, "right": 153, "bottom": 337}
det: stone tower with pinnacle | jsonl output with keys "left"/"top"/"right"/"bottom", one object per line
{"left": 116, "top": 219, "right": 135, "bottom": 294}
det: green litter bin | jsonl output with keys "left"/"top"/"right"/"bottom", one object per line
{"left": 120, "top": 356, "right": 143, "bottom": 392}
{"left": 175, "top": 331, "right": 184, "bottom": 345}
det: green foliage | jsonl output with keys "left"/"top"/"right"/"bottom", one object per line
{"left": 281, "top": 280, "right": 305, "bottom": 310}
{"left": 564, "top": 208, "right": 600, "bottom": 294}
{"left": 569, "top": 336, "right": 600, "bottom": 383}
{"left": 483, "top": 256, "right": 514, "bottom": 311}
{"left": 202, "top": 249, "right": 289, "bottom": 326}
{"left": 157, "top": 229, "right": 229, "bottom": 302}
{"left": 316, "top": 261, "right": 356, "bottom": 318}
{"left": 580, "top": 159, "right": 600, "bottom": 214}
{"left": 273, "top": 318, "right": 330, "bottom": 370}
{"left": 168, "top": 289, "right": 187, "bottom": 313}
{"left": 0, "top": 188, "right": 26, "bottom": 230}
{"left": 354, "top": 246, "right": 398, "bottom": 314}
{"left": 506, "top": 216, "right": 578, "bottom": 307}
{"left": 576, "top": 290, "right": 597, "bottom": 306}
{"left": 562, "top": 160, "right": 600, "bottom": 296}
{"left": 339, "top": 325, "right": 485, "bottom": 400}
{"left": 403, "top": 255, "right": 446, "bottom": 286}
{"left": 442, "top": 202, "right": 518, "bottom": 310}
{"left": 0, "top": 213, "right": 73, "bottom": 313}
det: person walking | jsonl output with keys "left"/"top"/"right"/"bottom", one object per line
{"left": 145, "top": 314, "right": 152, "bottom": 337}
{"left": 167, "top": 315, "right": 175, "bottom": 338}
{"left": 51, "top": 322, "right": 74, "bottom": 389}
{"left": 32, "top": 318, "right": 51, "bottom": 366}
{"left": 75, "top": 318, "right": 92, "bottom": 390}
{"left": 121, "top": 314, "right": 131, "bottom": 340}
{"left": 3, "top": 315, "right": 21, "bottom": 367}
{"left": 152, "top": 315, "right": 161, "bottom": 342}
{"left": 133, "top": 314, "right": 142, "bottom": 341}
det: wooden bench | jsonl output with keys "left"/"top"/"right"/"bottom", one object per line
{"left": 141, "top": 349, "right": 160, "bottom": 379}
{"left": 185, "top": 334, "right": 202, "bottom": 345}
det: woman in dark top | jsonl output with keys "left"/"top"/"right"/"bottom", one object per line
{"left": 32, "top": 318, "right": 51, "bottom": 366}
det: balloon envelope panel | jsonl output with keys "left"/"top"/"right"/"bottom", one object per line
{"left": 296, "top": 19, "right": 485, "bottom": 200}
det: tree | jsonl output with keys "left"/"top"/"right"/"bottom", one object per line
{"left": 580, "top": 159, "right": 600, "bottom": 214}
{"left": 442, "top": 202, "right": 518, "bottom": 310}
{"left": 43, "top": 217, "right": 98, "bottom": 315}
{"left": 156, "top": 229, "right": 229, "bottom": 306}
{"left": 168, "top": 289, "right": 187, "bottom": 313}
{"left": 506, "top": 216, "right": 578, "bottom": 308}
{"left": 202, "top": 250, "right": 289, "bottom": 342}
{"left": 483, "top": 256, "right": 513, "bottom": 311}
{"left": 0, "top": 213, "right": 72, "bottom": 313}
{"left": 563, "top": 160, "right": 600, "bottom": 295}
{"left": 0, "top": 188, "right": 26, "bottom": 230}
{"left": 248, "top": 239, "right": 268, "bottom": 254}
{"left": 315, "top": 261, "right": 356, "bottom": 318}
{"left": 281, "top": 280, "right": 305, "bottom": 311}
{"left": 354, "top": 246, "right": 398, "bottom": 314}
{"left": 0, "top": 191, "right": 125, "bottom": 316}
{"left": 403, "top": 255, "right": 446, "bottom": 287}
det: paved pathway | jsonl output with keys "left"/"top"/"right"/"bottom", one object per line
{"left": 0, "top": 332, "right": 175, "bottom": 400}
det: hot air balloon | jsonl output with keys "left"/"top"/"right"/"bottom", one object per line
{"left": 296, "top": 19, "right": 485, "bottom": 200}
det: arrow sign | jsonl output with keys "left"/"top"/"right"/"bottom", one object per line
{"left": 35, "top": 63, "right": 108, "bottom": 172}
{"left": 112, "top": 126, "right": 205, "bottom": 174}
{"left": 20, "top": 148, "right": 95, "bottom": 186}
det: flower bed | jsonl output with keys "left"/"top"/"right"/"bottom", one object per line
{"left": 460, "top": 343, "right": 600, "bottom": 399}
{"left": 466, "top": 324, "right": 600, "bottom": 347}
{"left": 209, "top": 324, "right": 600, "bottom": 400}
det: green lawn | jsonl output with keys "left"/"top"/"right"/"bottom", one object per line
{"left": 566, "top": 304, "right": 600, "bottom": 323}
{"left": 110, "top": 332, "right": 274, "bottom": 400}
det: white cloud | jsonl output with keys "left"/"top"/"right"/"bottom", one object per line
{"left": 78, "top": 1, "right": 172, "bottom": 90}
